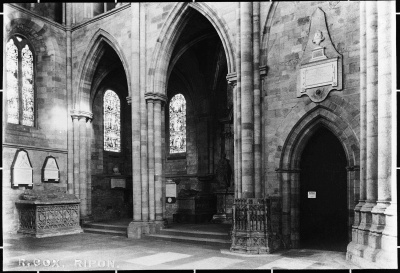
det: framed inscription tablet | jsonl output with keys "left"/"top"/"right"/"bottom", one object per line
{"left": 11, "top": 149, "right": 33, "bottom": 188}
{"left": 297, "top": 8, "right": 343, "bottom": 102}
{"left": 42, "top": 156, "right": 60, "bottom": 182}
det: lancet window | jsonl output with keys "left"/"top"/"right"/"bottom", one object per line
{"left": 104, "top": 90, "right": 121, "bottom": 152}
{"left": 169, "top": 93, "right": 186, "bottom": 154}
{"left": 6, "top": 36, "right": 35, "bottom": 126}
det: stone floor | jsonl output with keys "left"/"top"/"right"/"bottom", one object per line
{"left": 3, "top": 228, "right": 360, "bottom": 271}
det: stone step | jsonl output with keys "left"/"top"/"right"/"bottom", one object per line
{"left": 146, "top": 233, "right": 231, "bottom": 247}
{"left": 83, "top": 227, "right": 127, "bottom": 237}
{"left": 83, "top": 222, "right": 127, "bottom": 232}
{"left": 158, "top": 228, "right": 230, "bottom": 240}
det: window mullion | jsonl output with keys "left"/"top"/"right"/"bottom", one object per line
{"left": 18, "top": 48, "right": 23, "bottom": 125}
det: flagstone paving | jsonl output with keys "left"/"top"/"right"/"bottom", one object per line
{"left": 3, "top": 232, "right": 360, "bottom": 271}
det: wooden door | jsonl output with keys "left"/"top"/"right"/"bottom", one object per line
{"left": 299, "top": 127, "right": 348, "bottom": 251}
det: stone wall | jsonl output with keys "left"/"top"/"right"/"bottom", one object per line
{"left": 14, "top": 3, "right": 63, "bottom": 24}
{"left": 262, "top": 1, "right": 360, "bottom": 196}
{"left": 3, "top": 5, "right": 68, "bottom": 234}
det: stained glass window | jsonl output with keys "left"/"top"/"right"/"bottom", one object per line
{"left": 104, "top": 90, "right": 121, "bottom": 152}
{"left": 169, "top": 94, "right": 186, "bottom": 153}
{"left": 6, "top": 36, "right": 35, "bottom": 126}
{"left": 6, "top": 39, "right": 19, "bottom": 124}
{"left": 22, "top": 45, "right": 34, "bottom": 126}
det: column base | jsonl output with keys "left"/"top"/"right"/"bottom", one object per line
{"left": 374, "top": 234, "right": 398, "bottom": 269}
{"left": 80, "top": 215, "right": 94, "bottom": 225}
{"left": 127, "top": 221, "right": 159, "bottom": 239}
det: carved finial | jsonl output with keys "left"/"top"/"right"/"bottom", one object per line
{"left": 312, "top": 30, "right": 325, "bottom": 46}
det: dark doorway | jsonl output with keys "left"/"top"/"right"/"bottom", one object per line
{"left": 299, "top": 127, "right": 348, "bottom": 251}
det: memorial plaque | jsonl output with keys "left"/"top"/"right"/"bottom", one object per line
{"left": 297, "top": 8, "right": 342, "bottom": 102}
{"left": 300, "top": 59, "right": 338, "bottom": 92}
{"left": 166, "top": 180, "right": 177, "bottom": 204}
{"left": 166, "top": 182, "right": 177, "bottom": 198}
{"left": 111, "top": 178, "right": 126, "bottom": 188}
{"left": 11, "top": 149, "right": 33, "bottom": 188}
{"left": 42, "top": 156, "right": 60, "bottom": 182}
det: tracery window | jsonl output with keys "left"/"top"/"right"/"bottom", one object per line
{"left": 6, "top": 36, "right": 35, "bottom": 126}
{"left": 169, "top": 93, "right": 186, "bottom": 154}
{"left": 104, "top": 90, "right": 121, "bottom": 152}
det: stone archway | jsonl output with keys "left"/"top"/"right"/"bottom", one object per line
{"left": 76, "top": 29, "right": 131, "bottom": 112}
{"left": 148, "top": 2, "right": 235, "bottom": 98}
{"left": 278, "top": 105, "right": 360, "bottom": 248}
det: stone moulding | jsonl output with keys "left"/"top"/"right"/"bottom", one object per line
{"left": 15, "top": 198, "right": 82, "bottom": 238}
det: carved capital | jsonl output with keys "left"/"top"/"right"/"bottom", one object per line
{"left": 259, "top": 65, "right": 268, "bottom": 78}
{"left": 70, "top": 109, "right": 93, "bottom": 121}
{"left": 126, "top": 96, "right": 132, "bottom": 105}
{"left": 226, "top": 72, "right": 237, "bottom": 86}
{"left": 145, "top": 93, "right": 167, "bottom": 104}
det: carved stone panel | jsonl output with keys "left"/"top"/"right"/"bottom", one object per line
{"left": 11, "top": 149, "right": 33, "bottom": 188}
{"left": 42, "top": 156, "right": 60, "bottom": 182}
{"left": 297, "top": 8, "right": 343, "bottom": 102}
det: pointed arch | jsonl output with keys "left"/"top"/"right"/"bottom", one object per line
{"left": 76, "top": 29, "right": 131, "bottom": 112}
{"left": 260, "top": 1, "right": 279, "bottom": 66}
{"left": 277, "top": 102, "right": 360, "bottom": 248}
{"left": 279, "top": 105, "right": 360, "bottom": 170}
{"left": 148, "top": 2, "right": 235, "bottom": 97}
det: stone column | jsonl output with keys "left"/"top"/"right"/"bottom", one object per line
{"left": 130, "top": 2, "right": 142, "bottom": 223}
{"left": 145, "top": 93, "right": 167, "bottom": 230}
{"left": 358, "top": 1, "right": 378, "bottom": 247}
{"left": 374, "top": 1, "right": 396, "bottom": 268}
{"left": 79, "top": 112, "right": 92, "bottom": 220}
{"left": 140, "top": 5, "right": 149, "bottom": 222}
{"left": 227, "top": 75, "right": 237, "bottom": 198}
{"left": 235, "top": 3, "right": 242, "bottom": 199}
{"left": 371, "top": 0, "right": 392, "bottom": 218}
{"left": 277, "top": 169, "right": 291, "bottom": 247}
{"left": 240, "top": 2, "right": 254, "bottom": 198}
{"left": 79, "top": 116, "right": 87, "bottom": 218}
{"left": 260, "top": 66, "right": 268, "bottom": 197}
{"left": 161, "top": 104, "right": 167, "bottom": 220}
{"left": 72, "top": 114, "right": 80, "bottom": 197}
{"left": 147, "top": 99, "right": 155, "bottom": 221}
{"left": 66, "top": 3, "right": 74, "bottom": 195}
{"left": 154, "top": 99, "right": 163, "bottom": 222}
{"left": 354, "top": 0, "right": 367, "bottom": 232}
{"left": 71, "top": 110, "right": 92, "bottom": 220}
{"left": 290, "top": 170, "right": 301, "bottom": 248}
{"left": 253, "top": 1, "right": 261, "bottom": 199}
{"left": 347, "top": 166, "right": 360, "bottom": 241}
{"left": 86, "top": 118, "right": 93, "bottom": 217}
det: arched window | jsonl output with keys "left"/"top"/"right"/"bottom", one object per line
{"left": 6, "top": 36, "right": 35, "bottom": 126}
{"left": 169, "top": 93, "right": 186, "bottom": 154}
{"left": 103, "top": 90, "right": 121, "bottom": 152}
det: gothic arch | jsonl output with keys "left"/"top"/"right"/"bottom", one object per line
{"left": 276, "top": 96, "right": 360, "bottom": 170}
{"left": 76, "top": 29, "right": 131, "bottom": 112}
{"left": 276, "top": 98, "right": 360, "bottom": 248}
{"left": 260, "top": 1, "right": 278, "bottom": 66}
{"left": 279, "top": 107, "right": 360, "bottom": 170}
{"left": 148, "top": 2, "right": 235, "bottom": 97}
